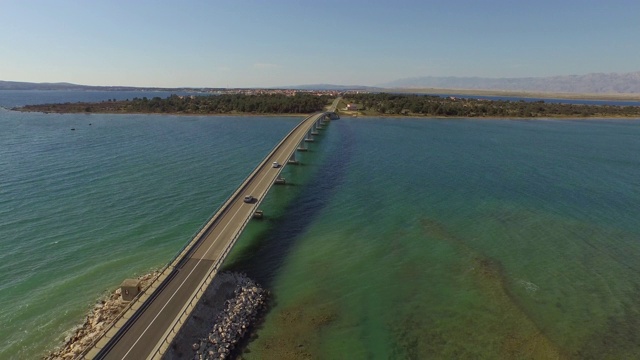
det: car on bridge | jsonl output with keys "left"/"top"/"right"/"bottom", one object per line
{"left": 243, "top": 195, "right": 254, "bottom": 203}
{"left": 272, "top": 161, "right": 280, "bottom": 168}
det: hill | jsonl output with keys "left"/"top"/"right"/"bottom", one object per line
{"left": 0, "top": 80, "right": 211, "bottom": 92}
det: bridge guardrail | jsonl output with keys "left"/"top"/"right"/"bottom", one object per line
{"left": 148, "top": 111, "right": 327, "bottom": 358}
{"left": 168, "top": 112, "right": 324, "bottom": 268}
{"left": 168, "top": 96, "right": 337, "bottom": 266}
{"left": 79, "top": 95, "right": 338, "bottom": 359}
{"left": 86, "top": 110, "right": 329, "bottom": 359}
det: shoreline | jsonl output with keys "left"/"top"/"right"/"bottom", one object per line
{"left": 8, "top": 107, "right": 310, "bottom": 118}
{"left": 10, "top": 106, "right": 640, "bottom": 120}
{"left": 337, "top": 112, "right": 640, "bottom": 120}
{"left": 43, "top": 270, "right": 163, "bottom": 359}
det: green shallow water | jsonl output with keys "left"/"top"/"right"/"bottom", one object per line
{"left": 0, "top": 107, "right": 298, "bottom": 358}
{"left": 227, "top": 117, "right": 640, "bottom": 359}
{"left": 1, "top": 97, "right": 640, "bottom": 359}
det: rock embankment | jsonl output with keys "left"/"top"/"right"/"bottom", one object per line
{"left": 164, "top": 272, "right": 268, "bottom": 360}
{"left": 44, "top": 270, "right": 161, "bottom": 360}
{"left": 195, "top": 278, "right": 267, "bottom": 359}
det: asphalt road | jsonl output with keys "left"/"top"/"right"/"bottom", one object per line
{"left": 94, "top": 102, "right": 337, "bottom": 359}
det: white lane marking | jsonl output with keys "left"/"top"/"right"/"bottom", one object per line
{"left": 123, "top": 201, "right": 248, "bottom": 359}
{"left": 122, "top": 115, "right": 320, "bottom": 358}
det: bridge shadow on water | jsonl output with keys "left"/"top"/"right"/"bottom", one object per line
{"left": 225, "top": 120, "right": 355, "bottom": 289}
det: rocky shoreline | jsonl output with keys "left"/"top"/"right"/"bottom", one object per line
{"left": 44, "top": 270, "right": 162, "bottom": 359}
{"left": 44, "top": 271, "right": 267, "bottom": 360}
{"left": 165, "top": 272, "right": 268, "bottom": 360}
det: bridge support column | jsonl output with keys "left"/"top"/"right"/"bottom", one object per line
{"left": 297, "top": 140, "right": 308, "bottom": 151}
{"left": 304, "top": 130, "right": 315, "bottom": 142}
{"left": 275, "top": 175, "right": 286, "bottom": 185}
{"left": 288, "top": 152, "right": 299, "bottom": 164}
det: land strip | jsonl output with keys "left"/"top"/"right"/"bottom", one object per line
{"left": 338, "top": 93, "right": 640, "bottom": 118}
{"left": 14, "top": 93, "right": 334, "bottom": 116}
{"left": 13, "top": 92, "right": 640, "bottom": 119}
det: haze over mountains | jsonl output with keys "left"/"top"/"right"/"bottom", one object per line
{"left": 379, "top": 72, "right": 640, "bottom": 94}
{"left": 0, "top": 81, "right": 201, "bottom": 92}
{"left": 2, "top": 71, "right": 640, "bottom": 94}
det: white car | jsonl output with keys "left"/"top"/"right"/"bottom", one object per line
{"left": 272, "top": 161, "right": 280, "bottom": 168}
{"left": 243, "top": 195, "right": 254, "bottom": 203}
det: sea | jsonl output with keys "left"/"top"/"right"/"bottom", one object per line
{"left": 1, "top": 90, "right": 640, "bottom": 359}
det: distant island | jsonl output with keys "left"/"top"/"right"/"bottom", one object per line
{"left": 0, "top": 80, "right": 213, "bottom": 92}
{"left": 0, "top": 80, "right": 371, "bottom": 93}
{"left": 15, "top": 92, "right": 640, "bottom": 118}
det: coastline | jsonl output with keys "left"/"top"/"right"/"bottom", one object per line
{"left": 11, "top": 89, "right": 640, "bottom": 120}
{"left": 9, "top": 107, "right": 310, "bottom": 118}
{"left": 337, "top": 112, "right": 640, "bottom": 120}
{"left": 11, "top": 106, "right": 640, "bottom": 120}
{"left": 43, "top": 270, "right": 162, "bottom": 359}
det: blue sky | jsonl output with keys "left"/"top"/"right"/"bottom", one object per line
{"left": 1, "top": 0, "right": 639, "bottom": 87}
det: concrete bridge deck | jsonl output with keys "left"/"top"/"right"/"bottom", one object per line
{"left": 85, "top": 99, "right": 339, "bottom": 359}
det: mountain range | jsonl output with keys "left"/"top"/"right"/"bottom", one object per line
{"left": 0, "top": 81, "right": 211, "bottom": 92}
{"left": 3, "top": 71, "right": 640, "bottom": 94}
{"left": 379, "top": 72, "right": 640, "bottom": 94}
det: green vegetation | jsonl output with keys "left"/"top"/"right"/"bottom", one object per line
{"left": 340, "top": 93, "right": 640, "bottom": 118}
{"left": 16, "top": 93, "right": 333, "bottom": 115}
{"left": 16, "top": 92, "right": 640, "bottom": 118}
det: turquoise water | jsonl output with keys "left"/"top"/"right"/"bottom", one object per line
{"left": 0, "top": 97, "right": 298, "bottom": 358}
{"left": 1, "top": 92, "right": 640, "bottom": 359}
{"left": 228, "top": 117, "right": 640, "bottom": 359}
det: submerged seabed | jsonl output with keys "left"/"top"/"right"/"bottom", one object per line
{"left": 1, "top": 102, "right": 639, "bottom": 359}
{"left": 0, "top": 108, "right": 296, "bottom": 358}
{"left": 227, "top": 117, "right": 640, "bottom": 359}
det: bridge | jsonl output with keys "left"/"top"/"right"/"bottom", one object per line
{"left": 84, "top": 99, "right": 340, "bottom": 359}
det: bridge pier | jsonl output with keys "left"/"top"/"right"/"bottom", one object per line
{"left": 297, "top": 140, "right": 308, "bottom": 151}
{"left": 288, "top": 151, "right": 299, "bottom": 164}
{"left": 83, "top": 103, "right": 342, "bottom": 360}
{"left": 304, "top": 130, "right": 315, "bottom": 142}
{"left": 275, "top": 175, "right": 286, "bottom": 185}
